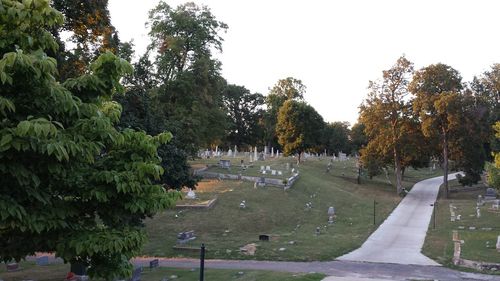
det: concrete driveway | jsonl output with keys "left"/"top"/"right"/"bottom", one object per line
{"left": 338, "top": 173, "right": 460, "bottom": 266}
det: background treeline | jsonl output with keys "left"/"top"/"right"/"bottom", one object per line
{"left": 53, "top": 0, "right": 498, "bottom": 195}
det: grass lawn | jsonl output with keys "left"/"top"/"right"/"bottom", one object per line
{"left": 143, "top": 157, "right": 441, "bottom": 261}
{"left": 0, "top": 261, "right": 325, "bottom": 281}
{"left": 423, "top": 180, "right": 500, "bottom": 267}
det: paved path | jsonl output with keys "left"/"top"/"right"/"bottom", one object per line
{"left": 338, "top": 173, "right": 460, "bottom": 266}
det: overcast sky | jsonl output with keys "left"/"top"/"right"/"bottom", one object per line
{"left": 108, "top": 0, "right": 500, "bottom": 125}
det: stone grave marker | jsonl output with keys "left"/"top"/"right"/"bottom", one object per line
{"left": 271, "top": 170, "right": 276, "bottom": 175}
{"left": 177, "top": 231, "right": 196, "bottom": 244}
{"left": 260, "top": 166, "right": 265, "bottom": 171}
{"left": 36, "top": 256, "right": 49, "bottom": 266}
{"left": 497, "top": 236, "right": 500, "bottom": 252}
{"left": 477, "top": 195, "right": 484, "bottom": 206}
{"left": 186, "top": 189, "right": 196, "bottom": 199}
{"left": 278, "top": 171, "right": 282, "bottom": 176}
{"left": 219, "top": 159, "right": 231, "bottom": 169}
{"left": 150, "top": 259, "right": 159, "bottom": 269}
{"left": 6, "top": 262, "right": 20, "bottom": 272}
{"left": 266, "top": 166, "right": 271, "bottom": 171}
{"left": 485, "top": 188, "right": 497, "bottom": 200}
{"left": 240, "top": 200, "right": 246, "bottom": 208}
{"left": 476, "top": 207, "right": 481, "bottom": 218}
{"left": 493, "top": 199, "right": 500, "bottom": 210}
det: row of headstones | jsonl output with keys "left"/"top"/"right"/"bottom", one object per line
{"left": 200, "top": 146, "right": 281, "bottom": 160}
{"left": 260, "top": 165, "right": 284, "bottom": 176}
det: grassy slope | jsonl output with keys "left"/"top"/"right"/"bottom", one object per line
{"left": 0, "top": 261, "right": 325, "bottom": 281}
{"left": 143, "top": 157, "right": 441, "bottom": 261}
{"left": 423, "top": 180, "right": 500, "bottom": 266}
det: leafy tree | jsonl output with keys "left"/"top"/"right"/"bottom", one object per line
{"left": 350, "top": 122, "right": 367, "bottom": 154}
{"left": 223, "top": 84, "right": 264, "bottom": 147}
{"left": 322, "top": 121, "right": 351, "bottom": 156}
{"left": 51, "top": 0, "right": 120, "bottom": 79}
{"left": 0, "top": 1, "right": 178, "bottom": 279}
{"left": 485, "top": 122, "right": 500, "bottom": 190}
{"left": 360, "top": 56, "right": 416, "bottom": 194}
{"left": 276, "top": 100, "right": 324, "bottom": 163}
{"left": 409, "top": 63, "right": 463, "bottom": 197}
{"left": 146, "top": 2, "right": 228, "bottom": 155}
{"left": 263, "top": 77, "right": 306, "bottom": 150}
{"left": 147, "top": 1, "right": 227, "bottom": 83}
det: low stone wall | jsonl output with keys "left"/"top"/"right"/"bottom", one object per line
{"left": 197, "top": 170, "right": 299, "bottom": 189}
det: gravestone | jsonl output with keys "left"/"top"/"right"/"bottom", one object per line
{"left": 271, "top": 170, "right": 276, "bottom": 175}
{"left": 131, "top": 267, "right": 142, "bottom": 281}
{"left": 328, "top": 206, "right": 335, "bottom": 224}
{"left": 493, "top": 199, "right": 500, "bottom": 210}
{"left": 258, "top": 153, "right": 264, "bottom": 161}
{"left": 177, "top": 231, "right": 196, "bottom": 244}
{"left": 497, "top": 236, "right": 500, "bottom": 252}
{"left": 150, "top": 259, "right": 159, "bottom": 269}
{"left": 259, "top": 234, "right": 270, "bottom": 241}
{"left": 476, "top": 207, "right": 481, "bottom": 218}
{"left": 278, "top": 171, "right": 282, "bottom": 176}
{"left": 227, "top": 149, "right": 232, "bottom": 157}
{"left": 260, "top": 166, "right": 265, "bottom": 171}
{"left": 240, "top": 200, "right": 246, "bottom": 208}
{"left": 266, "top": 166, "right": 271, "bottom": 171}
{"left": 36, "top": 256, "right": 49, "bottom": 266}
{"left": 485, "top": 188, "right": 497, "bottom": 200}
{"left": 258, "top": 177, "right": 266, "bottom": 187}
{"left": 186, "top": 189, "right": 196, "bottom": 199}
{"left": 6, "top": 262, "right": 19, "bottom": 272}
{"left": 219, "top": 159, "right": 231, "bottom": 169}
{"left": 477, "top": 195, "right": 484, "bottom": 206}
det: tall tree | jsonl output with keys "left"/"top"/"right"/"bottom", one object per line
{"left": 0, "top": 1, "right": 177, "bottom": 279}
{"left": 360, "top": 56, "right": 415, "bottom": 195}
{"left": 350, "top": 122, "right": 368, "bottom": 154}
{"left": 276, "top": 100, "right": 324, "bottom": 164}
{"left": 146, "top": 2, "right": 228, "bottom": 154}
{"left": 263, "top": 77, "right": 306, "bottom": 150}
{"left": 51, "top": 0, "right": 120, "bottom": 79}
{"left": 223, "top": 84, "right": 264, "bottom": 147}
{"left": 409, "top": 63, "right": 463, "bottom": 197}
{"left": 322, "top": 121, "right": 351, "bottom": 156}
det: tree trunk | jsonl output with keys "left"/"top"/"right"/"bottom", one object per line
{"left": 442, "top": 130, "right": 449, "bottom": 198}
{"left": 394, "top": 147, "right": 403, "bottom": 195}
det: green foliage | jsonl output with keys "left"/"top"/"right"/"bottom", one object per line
{"left": 350, "top": 122, "right": 367, "bottom": 154}
{"left": 223, "top": 84, "right": 264, "bottom": 147}
{"left": 276, "top": 100, "right": 324, "bottom": 162}
{"left": 322, "top": 121, "right": 351, "bottom": 156}
{"left": 0, "top": 2, "right": 179, "bottom": 279}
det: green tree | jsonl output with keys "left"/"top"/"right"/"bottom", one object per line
{"left": 409, "top": 63, "right": 463, "bottom": 197}
{"left": 263, "top": 77, "right": 306, "bottom": 150}
{"left": 322, "top": 121, "right": 351, "bottom": 156}
{"left": 0, "top": 1, "right": 178, "bottom": 279}
{"left": 350, "top": 122, "right": 367, "bottom": 154}
{"left": 223, "top": 84, "right": 264, "bottom": 147}
{"left": 146, "top": 2, "right": 228, "bottom": 154}
{"left": 51, "top": 0, "right": 120, "bottom": 79}
{"left": 485, "top": 122, "right": 500, "bottom": 190}
{"left": 360, "top": 56, "right": 416, "bottom": 194}
{"left": 276, "top": 100, "right": 324, "bottom": 164}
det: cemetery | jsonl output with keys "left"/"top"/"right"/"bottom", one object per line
{"left": 423, "top": 179, "right": 500, "bottom": 270}
{"left": 141, "top": 156, "right": 441, "bottom": 261}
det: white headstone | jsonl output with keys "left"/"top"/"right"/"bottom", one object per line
{"left": 254, "top": 146, "right": 258, "bottom": 161}
{"left": 276, "top": 150, "right": 279, "bottom": 158}
{"left": 215, "top": 146, "right": 218, "bottom": 155}
{"left": 271, "top": 147, "right": 274, "bottom": 157}
{"left": 497, "top": 235, "right": 500, "bottom": 252}
{"left": 186, "top": 189, "right": 196, "bottom": 199}
{"left": 278, "top": 171, "right": 282, "bottom": 175}
{"left": 476, "top": 207, "right": 481, "bottom": 218}
{"left": 228, "top": 149, "right": 232, "bottom": 157}
{"left": 266, "top": 166, "right": 271, "bottom": 171}
{"left": 260, "top": 166, "right": 264, "bottom": 171}
{"left": 234, "top": 145, "right": 237, "bottom": 158}
{"left": 272, "top": 170, "right": 276, "bottom": 175}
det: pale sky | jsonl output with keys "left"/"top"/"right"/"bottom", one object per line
{"left": 108, "top": 0, "right": 500, "bottom": 125}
